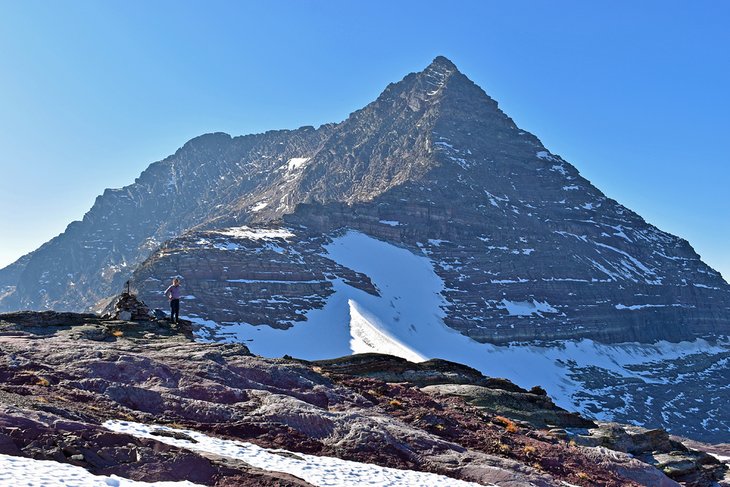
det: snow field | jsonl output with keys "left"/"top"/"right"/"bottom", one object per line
{"left": 0, "top": 453, "right": 203, "bottom": 487}
{"left": 348, "top": 300, "right": 427, "bottom": 362}
{"left": 103, "top": 421, "right": 490, "bottom": 487}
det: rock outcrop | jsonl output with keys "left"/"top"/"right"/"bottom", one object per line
{"left": 311, "top": 353, "right": 594, "bottom": 429}
{"left": 0, "top": 311, "right": 726, "bottom": 486}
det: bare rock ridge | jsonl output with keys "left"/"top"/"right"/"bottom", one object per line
{"left": 0, "top": 310, "right": 727, "bottom": 486}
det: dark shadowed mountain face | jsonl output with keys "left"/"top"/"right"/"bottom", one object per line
{"left": 2, "top": 56, "right": 727, "bottom": 344}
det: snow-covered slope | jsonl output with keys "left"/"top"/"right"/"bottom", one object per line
{"left": 190, "top": 230, "right": 444, "bottom": 362}
{"left": 189, "top": 231, "right": 730, "bottom": 442}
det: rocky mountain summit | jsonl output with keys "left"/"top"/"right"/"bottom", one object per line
{"left": 1, "top": 310, "right": 727, "bottom": 486}
{"left": 0, "top": 57, "right": 728, "bottom": 445}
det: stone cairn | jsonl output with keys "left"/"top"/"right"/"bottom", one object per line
{"left": 110, "top": 293, "right": 152, "bottom": 321}
{"left": 102, "top": 281, "right": 152, "bottom": 321}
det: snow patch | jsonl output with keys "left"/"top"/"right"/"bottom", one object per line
{"left": 287, "top": 157, "right": 310, "bottom": 171}
{"left": 349, "top": 301, "right": 426, "bottom": 362}
{"left": 448, "top": 155, "right": 471, "bottom": 169}
{"left": 555, "top": 231, "right": 588, "bottom": 242}
{"left": 434, "top": 140, "right": 472, "bottom": 169}
{"left": 593, "top": 242, "right": 658, "bottom": 278}
{"left": 693, "top": 283, "right": 722, "bottom": 290}
{"left": 251, "top": 201, "right": 268, "bottom": 212}
{"left": 0, "top": 452, "right": 203, "bottom": 486}
{"left": 587, "top": 258, "right": 620, "bottom": 281}
{"left": 615, "top": 303, "right": 685, "bottom": 310}
{"left": 500, "top": 299, "right": 558, "bottom": 317}
{"left": 536, "top": 150, "right": 557, "bottom": 162}
{"left": 607, "top": 225, "right": 632, "bottom": 242}
{"left": 214, "top": 241, "right": 241, "bottom": 251}
{"left": 104, "top": 421, "right": 487, "bottom": 487}
{"left": 216, "top": 226, "right": 294, "bottom": 240}
{"left": 226, "top": 279, "right": 324, "bottom": 284}
{"left": 434, "top": 141, "right": 455, "bottom": 150}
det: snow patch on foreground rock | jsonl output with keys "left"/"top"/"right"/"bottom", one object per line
{"left": 0, "top": 453, "right": 202, "bottom": 487}
{"left": 104, "top": 420, "right": 489, "bottom": 487}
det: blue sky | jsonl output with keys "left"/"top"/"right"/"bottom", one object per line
{"left": 0, "top": 0, "right": 728, "bottom": 280}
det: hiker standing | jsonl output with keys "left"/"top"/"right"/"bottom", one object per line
{"left": 165, "top": 278, "right": 182, "bottom": 323}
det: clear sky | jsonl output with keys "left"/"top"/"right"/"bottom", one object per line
{"left": 0, "top": 1, "right": 728, "bottom": 280}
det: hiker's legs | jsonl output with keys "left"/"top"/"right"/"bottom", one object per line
{"left": 170, "top": 299, "right": 180, "bottom": 323}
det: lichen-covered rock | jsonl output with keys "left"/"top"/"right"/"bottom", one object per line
{"left": 312, "top": 353, "right": 526, "bottom": 391}
{"left": 573, "top": 423, "right": 726, "bottom": 486}
{"left": 312, "top": 353, "right": 595, "bottom": 429}
{"left": 421, "top": 383, "right": 594, "bottom": 429}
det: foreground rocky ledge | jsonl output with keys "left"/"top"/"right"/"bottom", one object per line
{"left": 0, "top": 311, "right": 727, "bottom": 486}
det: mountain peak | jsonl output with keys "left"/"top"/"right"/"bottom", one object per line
{"left": 427, "top": 55, "right": 458, "bottom": 72}
{"left": 419, "top": 56, "right": 460, "bottom": 88}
